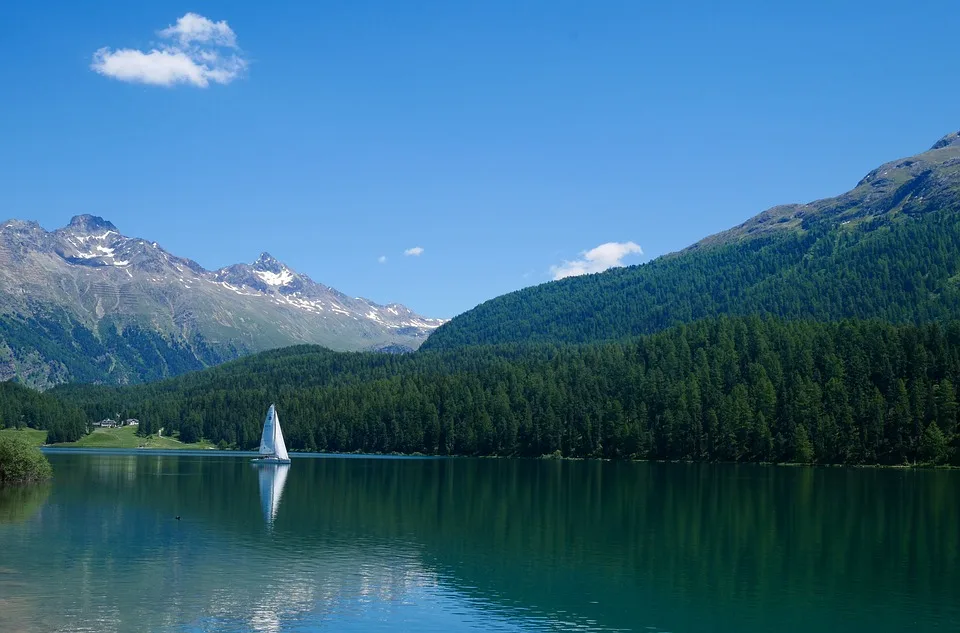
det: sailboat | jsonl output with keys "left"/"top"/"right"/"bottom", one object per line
{"left": 251, "top": 404, "right": 292, "bottom": 464}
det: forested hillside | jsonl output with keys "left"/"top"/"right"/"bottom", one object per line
{"left": 49, "top": 317, "right": 960, "bottom": 465}
{"left": 0, "top": 381, "right": 89, "bottom": 443}
{"left": 424, "top": 133, "right": 960, "bottom": 349}
{"left": 0, "top": 310, "right": 231, "bottom": 387}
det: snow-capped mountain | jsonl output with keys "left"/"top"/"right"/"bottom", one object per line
{"left": 213, "top": 253, "right": 444, "bottom": 335}
{"left": 0, "top": 215, "right": 444, "bottom": 388}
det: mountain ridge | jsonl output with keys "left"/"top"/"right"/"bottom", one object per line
{"left": 0, "top": 215, "right": 443, "bottom": 388}
{"left": 686, "top": 129, "right": 960, "bottom": 251}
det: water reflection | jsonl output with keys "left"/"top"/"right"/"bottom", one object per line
{"left": 255, "top": 463, "right": 290, "bottom": 528}
{"left": 0, "top": 484, "right": 50, "bottom": 524}
{"left": 0, "top": 453, "right": 957, "bottom": 632}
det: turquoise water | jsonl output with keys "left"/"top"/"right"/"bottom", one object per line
{"left": 1, "top": 453, "right": 957, "bottom": 632}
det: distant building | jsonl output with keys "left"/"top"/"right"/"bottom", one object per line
{"left": 123, "top": 419, "right": 139, "bottom": 426}
{"left": 94, "top": 419, "right": 117, "bottom": 428}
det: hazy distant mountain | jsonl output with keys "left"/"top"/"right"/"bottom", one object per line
{"left": 0, "top": 215, "right": 443, "bottom": 388}
{"left": 424, "top": 131, "right": 960, "bottom": 349}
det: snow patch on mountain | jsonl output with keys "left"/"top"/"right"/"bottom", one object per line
{"left": 75, "top": 230, "right": 116, "bottom": 242}
{"left": 255, "top": 268, "right": 295, "bottom": 287}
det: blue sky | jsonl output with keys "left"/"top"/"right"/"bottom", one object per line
{"left": 0, "top": 1, "right": 957, "bottom": 318}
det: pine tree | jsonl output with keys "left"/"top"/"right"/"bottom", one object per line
{"left": 919, "top": 422, "right": 949, "bottom": 465}
{"left": 934, "top": 379, "right": 958, "bottom": 437}
{"left": 886, "top": 380, "right": 913, "bottom": 464}
{"left": 793, "top": 424, "right": 814, "bottom": 464}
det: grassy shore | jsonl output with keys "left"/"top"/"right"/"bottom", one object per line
{"left": 0, "top": 428, "right": 48, "bottom": 447}
{"left": 50, "top": 425, "right": 215, "bottom": 449}
{"left": 3, "top": 426, "right": 216, "bottom": 450}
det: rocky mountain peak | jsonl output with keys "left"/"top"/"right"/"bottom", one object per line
{"left": 247, "top": 252, "right": 297, "bottom": 288}
{"left": 1, "top": 219, "right": 43, "bottom": 232}
{"left": 65, "top": 215, "right": 118, "bottom": 234}
{"left": 253, "top": 252, "right": 283, "bottom": 272}
{"left": 930, "top": 131, "right": 960, "bottom": 151}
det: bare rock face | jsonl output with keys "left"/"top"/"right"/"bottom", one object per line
{"left": 0, "top": 217, "right": 444, "bottom": 388}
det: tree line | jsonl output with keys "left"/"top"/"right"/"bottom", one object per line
{"left": 47, "top": 317, "right": 959, "bottom": 465}
{"left": 0, "top": 380, "right": 89, "bottom": 443}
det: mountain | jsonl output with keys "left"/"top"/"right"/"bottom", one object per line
{"left": 0, "top": 216, "right": 443, "bottom": 388}
{"left": 424, "top": 131, "right": 960, "bottom": 350}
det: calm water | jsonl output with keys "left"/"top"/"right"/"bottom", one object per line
{"left": 0, "top": 453, "right": 957, "bottom": 632}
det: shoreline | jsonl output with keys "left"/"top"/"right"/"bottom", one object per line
{"left": 38, "top": 445, "right": 959, "bottom": 469}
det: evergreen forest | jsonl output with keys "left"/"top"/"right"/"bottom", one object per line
{"left": 425, "top": 208, "right": 960, "bottom": 350}
{"left": 39, "top": 317, "right": 960, "bottom": 465}
{"left": 0, "top": 381, "right": 89, "bottom": 443}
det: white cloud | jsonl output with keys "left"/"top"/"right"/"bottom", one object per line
{"left": 404, "top": 247, "right": 424, "bottom": 257}
{"left": 91, "top": 13, "right": 246, "bottom": 87}
{"left": 160, "top": 13, "right": 238, "bottom": 48}
{"left": 378, "top": 255, "right": 387, "bottom": 264}
{"left": 550, "top": 241, "right": 643, "bottom": 280}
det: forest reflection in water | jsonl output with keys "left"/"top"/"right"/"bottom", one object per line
{"left": 0, "top": 452, "right": 956, "bottom": 632}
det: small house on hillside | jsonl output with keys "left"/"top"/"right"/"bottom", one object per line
{"left": 123, "top": 419, "right": 139, "bottom": 426}
{"left": 94, "top": 419, "right": 117, "bottom": 428}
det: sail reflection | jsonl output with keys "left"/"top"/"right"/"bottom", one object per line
{"left": 256, "top": 463, "right": 290, "bottom": 527}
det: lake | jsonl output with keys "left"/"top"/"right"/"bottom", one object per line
{"left": 0, "top": 453, "right": 957, "bottom": 632}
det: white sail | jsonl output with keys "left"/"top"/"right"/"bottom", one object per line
{"left": 272, "top": 407, "right": 290, "bottom": 462}
{"left": 258, "top": 405, "right": 277, "bottom": 456}
{"left": 258, "top": 404, "right": 290, "bottom": 462}
{"left": 257, "top": 463, "right": 290, "bottom": 526}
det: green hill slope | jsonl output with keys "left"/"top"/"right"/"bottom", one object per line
{"left": 51, "top": 318, "right": 960, "bottom": 465}
{"left": 0, "top": 381, "right": 88, "bottom": 442}
{"left": 424, "top": 132, "right": 960, "bottom": 350}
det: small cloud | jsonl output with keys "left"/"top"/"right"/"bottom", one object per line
{"left": 550, "top": 241, "right": 642, "bottom": 280}
{"left": 160, "top": 13, "right": 238, "bottom": 48}
{"left": 404, "top": 247, "right": 424, "bottom": 257}
{"left": 378, "top": 255, "right": 387, "bottom": 264}
{"left": 91, "top": 13, "right": 246, "bottom": 87}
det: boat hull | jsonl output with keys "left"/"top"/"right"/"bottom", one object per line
{"left": 251, "top": 457, "right": 292, "bottom": 465}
